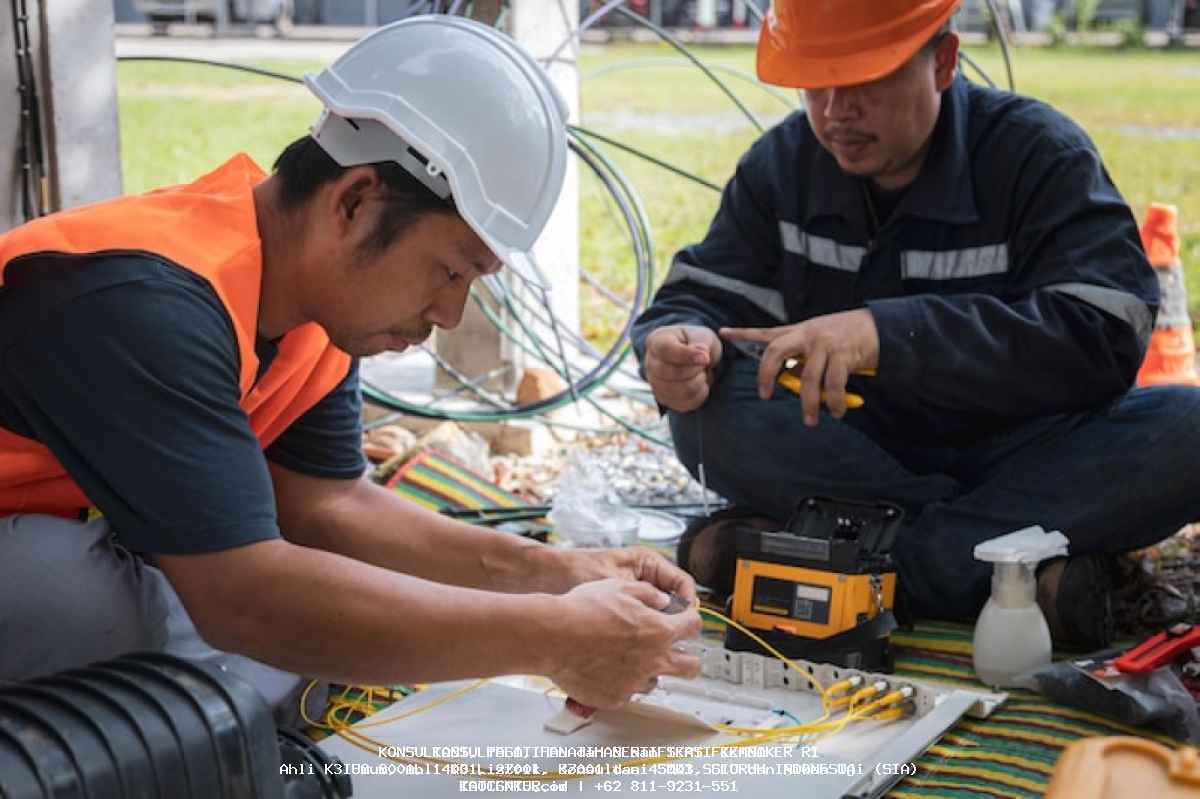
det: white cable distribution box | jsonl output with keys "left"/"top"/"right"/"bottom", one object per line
{"left": 319, "top": 638, "right": 1005, "bottom": 799}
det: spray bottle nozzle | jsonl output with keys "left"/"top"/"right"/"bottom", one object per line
{"left": 973, "top": 525, "right": 1069, "bottom": 566}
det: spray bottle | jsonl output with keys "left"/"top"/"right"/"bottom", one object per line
{"left": 972, "top": 525, "right": 1069, "bottom": 688}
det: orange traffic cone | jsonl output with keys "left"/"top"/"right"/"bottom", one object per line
{"left": 1136, "top": 203, "right": 1199, "bottom": 386}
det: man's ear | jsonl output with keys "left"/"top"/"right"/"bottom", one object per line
{"left": 328, "top": 165, "right": 382, "bottom": 234}
{"left": 934, "top": 32, "right": 960, "bottom": 92}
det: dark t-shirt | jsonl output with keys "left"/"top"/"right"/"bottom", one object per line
{"left": 0, "top": 253, "right": 365, "bottom": 554}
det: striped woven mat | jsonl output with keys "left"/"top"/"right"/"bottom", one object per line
{"left": 386, "top": 448, "right": 534, "bottom": 512}
{"left": 385, "top": 450, "right": 1182, "bottom": 798}
{"left": 881, "top": 622, "right": 1179, "bottom": 798}
{"left": 696, "top": 609, "right": 1182, "bottom": 797}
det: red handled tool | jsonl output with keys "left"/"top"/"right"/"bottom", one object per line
{"left": 1114, "top": 623, "right": 1200, "bottom": 675}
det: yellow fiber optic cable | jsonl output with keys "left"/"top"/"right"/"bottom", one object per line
{"left": 300, "top": 607, "right": 900, "bottom": 782}
{"left": 697, "top": 606, "right": 827, "bottom": 695}
{"left": 301, "top": 678, "right": 488, "bottom": 732}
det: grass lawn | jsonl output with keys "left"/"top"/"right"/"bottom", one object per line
{"left": 116, "top": 43, "right": 1200, "bottom": 347}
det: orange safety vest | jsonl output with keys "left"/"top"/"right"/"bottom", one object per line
{"left": 0, "top": 154, "right": 352, "bottom": 519}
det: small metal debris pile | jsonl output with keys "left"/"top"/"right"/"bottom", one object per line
{"left": 365, "top": 419, "right": 721, "bottom": 508}
{"left": 493, "top": 429, "right": 720, "bottom": 508}
{"left": 1116, "top": 524, "right": 1200, "bottom": 638}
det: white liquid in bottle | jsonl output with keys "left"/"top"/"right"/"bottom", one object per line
{"left": 971, "top": 527, "right": 1069, "bottom": 688}
{"left": 972, "top": 563, "right": 1053, "bottom": 687}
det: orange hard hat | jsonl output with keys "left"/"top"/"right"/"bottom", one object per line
{"left": 757, "top": 0, "right": 962, "bottom": 89}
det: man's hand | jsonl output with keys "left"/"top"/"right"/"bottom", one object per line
{"left": 721, "top": 308, "right": 879, "bottom": 426}
{"left": 548, "top": 578, "right": 702, "bottom": 709}
{"left": 550, "top": 545, "right": 698, "bottom": 605}
{"left": 643, "top": 325, "right": 723, "bottom": 412}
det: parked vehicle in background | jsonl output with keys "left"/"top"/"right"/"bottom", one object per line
{"left": 132, "top": 0, "right": 293, "bottom": 36}
{"left": 582, "top": 0, "right": 768, "bottom": 28}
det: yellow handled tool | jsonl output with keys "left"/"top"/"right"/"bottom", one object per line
{"left": 728, "top": 340, "right": 873, "bottom": 408}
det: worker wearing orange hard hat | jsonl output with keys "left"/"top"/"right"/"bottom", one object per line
{"left": 757, "top": 0, "right": 961, "bottom": 89}
{"left": 634, "top": 0, "right": 1200, "bottom": 650}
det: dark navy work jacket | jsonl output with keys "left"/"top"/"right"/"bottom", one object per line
{"left": 632, "top": 75, "right": 1158, "bottom": 446}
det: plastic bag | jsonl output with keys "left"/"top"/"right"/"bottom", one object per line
{"left": 1014, "top": 650, "right": 1200, "bottom": 743}
{"left": 548, "top": 453, "right": 639, "bottom": 548}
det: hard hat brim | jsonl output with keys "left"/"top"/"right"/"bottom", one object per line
{"left": 494, "top": 244, "right": 551, "bottom": 291}
{"left": 757, "top": 35, "right": 929, "bottom": 89}
{"left": 756, "top": 1, "right": 959, "bottom": 89}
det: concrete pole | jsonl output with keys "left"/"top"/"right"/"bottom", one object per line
{"left": 433, "top": 0, "right": 581, "bottom": 394}
{"left": 509, "top": 0, "right": 580, "bottom": 333}
{"left": 38, "top": 0, "right": 123, "bottom": 212}
{"left": 2, "top": 0, "right": 122, "bottom": 232}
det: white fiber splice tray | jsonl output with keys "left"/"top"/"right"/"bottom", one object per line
{"left": 317, "top": 639, "right": 1004, "bottom": 799}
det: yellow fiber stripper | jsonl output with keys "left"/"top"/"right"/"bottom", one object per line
{"left": 726, "top": 497, "right": 904, "bottom": 671}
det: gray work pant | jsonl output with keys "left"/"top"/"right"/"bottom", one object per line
{"left": 0, "top": 513, "right": 312, "bottom": 720}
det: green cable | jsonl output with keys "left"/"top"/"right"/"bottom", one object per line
{"left": 584, "top": 57, "right": 798, "bottom": 112}
{"left": 570, "top": 124, "right": 723, "bottom": 194}
{"left": 479, "top": 292, "right": 646, "bottom": 404}
{"left": 363, "top": 130, "right": 656, "bottom": 427}
{"left": 487, "top": 291, "right": 671, "bottom": 448}
{"left": 611, "top": 5, "right": 764, "bottom": 133}
{"left": 570, "top": 124, "right": 659, "bottom": 286}
{"left": 489, "top": 289, "right": 656, "bottom": 409}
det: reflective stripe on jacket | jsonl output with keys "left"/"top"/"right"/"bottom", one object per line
{"left": 633, "top": 76, "right": 1158, "bottom": 445}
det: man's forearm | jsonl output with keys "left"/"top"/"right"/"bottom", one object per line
{"left": 273, "top": 469, "right": 571, "bottom": 594}
{"left": 165, "top": 539, "right": 558, "bottom": 686}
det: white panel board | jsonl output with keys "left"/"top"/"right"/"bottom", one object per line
{"left": 318, "top": 647, "right": 1003, "bottom": 799}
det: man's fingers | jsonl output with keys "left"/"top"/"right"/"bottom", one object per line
{"left": 719, "top": 326, "right": 778, "bottom": 343}
{"left": 758, "top": 337, "right": 804, "bottom": 401}
{"left": 632, "top": 548, "right": 699, "bottom": 606}
{"left": 622, "top": 573, "right": 702, "bottom": 639}
{"left": 824, "top": 357, "right": 850, "bottom": 419}
{"left": 623, "top": 579, "right": 672, "bottom": 611}
{"left": 663, "top": 568, "right": 699, "bottom": 606}
{"left": 656, "top": 375, "right": 710, "bottom": 413}
{"left": 645, "top": 351, "right": 707, "bottom": 383}
{"left": 650, "top": 326, "right": 716, "bottom": 367}
{"left": 650, "top": 341, "right": 709, "bottom": 368}
{"left": 799, "top": 348, "right": 827, "bottom": 426}
{"left": 663, "top": 607, "right": 703, "bottom": 641}
{"left": 659, "top": 650, "right": 702, "bottom": 680}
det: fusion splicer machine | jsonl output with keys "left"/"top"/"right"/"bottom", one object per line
{"left": 725, "top": 497, "right": 904, "bottom": 672}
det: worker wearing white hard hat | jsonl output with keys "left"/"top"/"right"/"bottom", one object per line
{"left": 306, "top": 14, "right": 569, "bottom": 289}
{"left": 0, "top": 15, "right": 701, "bottom": 714}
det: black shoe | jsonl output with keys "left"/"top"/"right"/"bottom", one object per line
{"left": 1038, "top": 553, "right": 1117, "bottom": 651}
{"left": 677, "top": 507, "right": 779, "bottom": 597}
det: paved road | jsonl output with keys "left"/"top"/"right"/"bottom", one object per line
{"left": 114, "top": 28, "right": 356, "bottom": 61}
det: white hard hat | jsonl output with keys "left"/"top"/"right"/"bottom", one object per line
{"left": 304, "top": 15, "right": 569, "bottom": 288}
